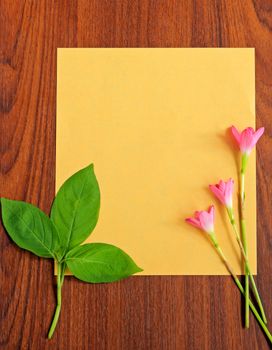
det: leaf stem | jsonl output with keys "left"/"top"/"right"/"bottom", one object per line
{"left": 209, "top": 235, "right": 272, "bottom": 344}
{"left": 227, "top": 208, "right": 267, "bottom": 324}
{"left": 48, "top": 262, "right": 62, "bottom": 339}
{"left": 240, "top": 170, "right": 249, "bottom": 328}
{"left": 60, "top": 262, "right": 66, "bottom": 287}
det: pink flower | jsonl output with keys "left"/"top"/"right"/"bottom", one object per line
{"left": 231, "top": 125, "right": 264, "bottom": 156}
{"left": 209, "top": 178, "right": 234, "bottom": 208}
{"left": 185, "top": 205, "right": 215, "bottom": 234}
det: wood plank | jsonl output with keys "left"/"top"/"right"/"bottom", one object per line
{"left": 0, "top": 1, "right": 271, "bottom": 348}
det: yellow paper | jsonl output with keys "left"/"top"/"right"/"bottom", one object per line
{"left": 56, "top": 48, "right": 256, "bottom": 275}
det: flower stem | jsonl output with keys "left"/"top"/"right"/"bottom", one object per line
{"left": 240, "top": 170, "right": 249, "bottom": 328}
{"left": 209, "top": 235, "right": 272, "bottom": 344}
{"left": 227, "top": 208, "right": 267, "bottom": 324}
{"left": 48, "top": 262, "right": 62, "bottom": 339}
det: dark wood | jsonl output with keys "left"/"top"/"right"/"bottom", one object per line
{"left": 0, "top": 1, "right": 272, "bottom": 349}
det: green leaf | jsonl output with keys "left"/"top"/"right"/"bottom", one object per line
{"left": 50, "top": 164, "right": 100, "bottom": 257}
{"left": 1, "top": 198, "right": 60, "bottom": 259}
{"left": 65, "top": 243, "right": 143, "bottom": 283}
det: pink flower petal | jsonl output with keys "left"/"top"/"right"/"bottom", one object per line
{"left": 231, "top": 125, "right": 241, "bottom": 144}
{"left": 199, "top": 207, "right": 214, "bottom": 233}
{"left": 208, "top": 205, "right": 215, "bottom": 219}
{"left": 185, "top": 217, "right": 202, "bottom": 230}
{"left": 253, "top": 127, "right": 264, "bottom": 144}
{"left": 209, "top": 184, "right": 225, "bottom": 205}
{"left": 231, "top": 125, "right": 264, "bottom": 155}
{"left": 185, "top": 206, "right": 215, "bottom": 234}
{"left": 224, "top": 178, "right": 234, "bottom": 207}
{"left": 194, "top": 211, "right": 201, "bottom": 219}
{"left": 210, "top": 180, "right": 234, "bottom": 208}
{"left": 240, "top": 127, "right": 255, "bottom": 154}
{"left": 218, "top": 180, "right": 225, "bottom": 192}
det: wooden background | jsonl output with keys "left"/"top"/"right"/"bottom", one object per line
{"left": 1, "top": 1, "right": 272, "bottom": 349}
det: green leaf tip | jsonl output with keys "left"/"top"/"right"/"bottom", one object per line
{"left": 50, "top": 163, "right": 100, "bottom": 258}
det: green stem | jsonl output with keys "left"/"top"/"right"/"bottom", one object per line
{"left": 48, "top": 262, "right": 62, "bottom": 339}
{"left": 227, "top": 208, "right": 267, "bottom": 324}
{"left": 60, "top": 262, "right": 66, "bottom": 287}
{"left": 210, "top": 236, "right": 272, "bottom": 344}
{"left": 240, "top": 170, "right": 249, "bottom": 328}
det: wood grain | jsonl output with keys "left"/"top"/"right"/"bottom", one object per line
{"left": 1, "top": 1, "right": 272, "bottom": 349}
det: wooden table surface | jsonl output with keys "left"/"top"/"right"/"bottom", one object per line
{"left": 1, "top": 1, "right": 272, "bottom": 349}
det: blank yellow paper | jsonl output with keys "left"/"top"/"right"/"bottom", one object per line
{"left": 56, "top": 48, "right": 256, "bottom": 275}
